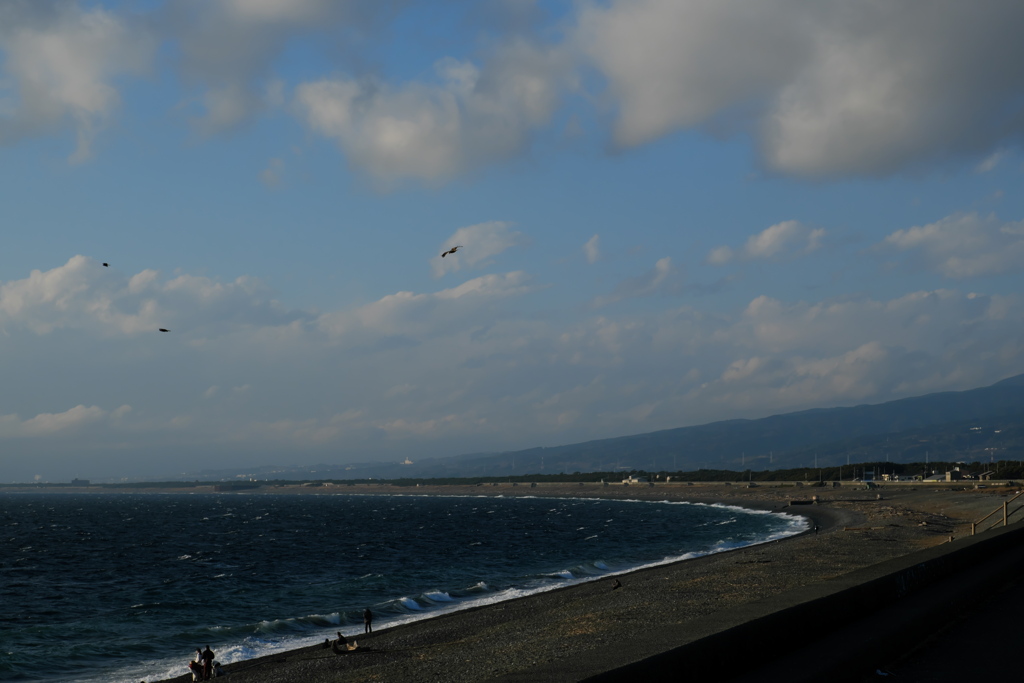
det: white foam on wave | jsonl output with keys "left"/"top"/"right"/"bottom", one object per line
{"left": 400, "top": 596, "right": 425, "bottom": 610}
{"left": 424, "top": 591, "right": 454, "bottom": 602}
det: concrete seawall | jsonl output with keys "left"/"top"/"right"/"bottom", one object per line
{"left": 585, "top": 518, "right": 1024, "bottom": 682}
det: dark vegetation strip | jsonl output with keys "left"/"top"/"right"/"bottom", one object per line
{"left": 11, "top": 458, "right": 1024, "bottom": 488}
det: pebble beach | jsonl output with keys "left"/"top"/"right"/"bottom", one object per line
{"left": 150, "top": 482, "right": 1015, "bottom": 683}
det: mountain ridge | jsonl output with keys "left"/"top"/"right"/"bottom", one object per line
{"left": 183, "top": 373, "right": 1024, "bottom": 481}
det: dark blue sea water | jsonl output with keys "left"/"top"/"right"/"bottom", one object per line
{"left": 0, "top": 493, "right": 806, "bottom": 682}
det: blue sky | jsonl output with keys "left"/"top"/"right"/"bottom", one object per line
{"left": 2, "top": 0, "right": 1023, "bottom": 482}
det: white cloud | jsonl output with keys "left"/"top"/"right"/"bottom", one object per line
{"left": 222, "top": 0, "right": 335, "bottom": 23}
{"left": 432, "top": 221, "right": 528, "bottom": 277}
{"left": 576, "top": 0, "right": 804, "bottom": 149}
{"left": 684, "top": 289, "right": 1018, "bottom": 415}
{"left": 593, "top": 257, "right": 679, "bottom": 306}
{"left": 295, "top": 40, "right": 571, "bottom": 183}
{"left": 708, "top": 220, "right": 823, "bottom": 264}
{"left": 0, "top": 2, "right": 155, "bottom": 161}
{"left": 879, "top": 212, "right": 1024, "bottom": 279}
{"left": 574, "top": 0, "right": 1024, "bottom": 177}
{"left": 318, "top": 270, "right": 535, "bottom": 340}
{"left": 0, "top": 255, "right": 302, "bottom": 336}
{"left": 194, "top": 83, "right": 261, "bottom": 137}
{"left": 976, "top": 149, "right": 1008, "bottom": 173}
{"left": 0, "top": 404, "right": 124, "bottom": 437}
{"left": 169, "top": 0, "right": 346, "bottom": 134}
{"left": 583, "top": 234, "right": 601, "bottom": 264}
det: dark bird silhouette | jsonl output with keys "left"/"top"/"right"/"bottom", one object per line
{"left": 102, "top": 263, "right": 109, "bottom": 267}
{"left": 440, "top": 245, "right": 463, "bottom": 258}
{"left": 158, "top": 328, "right": 170, "bottom": 332}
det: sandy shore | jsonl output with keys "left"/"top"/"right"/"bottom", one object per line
{"left": 147, "top": 482, "right": 1016, "bottom": 683}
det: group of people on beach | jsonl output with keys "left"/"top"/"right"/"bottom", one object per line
{"left": 187, "top": 646, "right": 223, "bottom": 681}
{"left": 186, "top": 609, "right": 373, "bottom": 678}
{"left": 322, "top": 608, "right": 374, "bottom": 654}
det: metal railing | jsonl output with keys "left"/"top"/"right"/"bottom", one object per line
{"left": 972, "top": 490, "right": 1024, "bottom": 535}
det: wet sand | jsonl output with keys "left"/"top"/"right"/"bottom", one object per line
{"left": 149, "top": 482, "right": 1017, "bottom": 683}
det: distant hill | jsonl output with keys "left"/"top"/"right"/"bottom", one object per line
{"left": 188, "top": 374, "right": 1024, "bottom": 481}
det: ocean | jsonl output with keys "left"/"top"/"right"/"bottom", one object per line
{"left": 0, "top": 492, "right": 806, "bottom": 682}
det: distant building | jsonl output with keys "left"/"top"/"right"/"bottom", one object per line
{"left": 71, "top": 478, "right": 90, "bottom": 486}
{"left": 622, "top": 475, "right": 649, "bottom": 484}
{"left": 945, "top": 467, "right": 970, "bottom": 482}
{"left": 402, "top": 457, "right": 414, "bottom": 465}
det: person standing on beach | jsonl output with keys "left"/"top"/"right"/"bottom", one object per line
{"left": 363, "top": 608, "right": 373, "bottom": 634}
{"left": 201, "top": 645, "right": 215, "bottom": 680}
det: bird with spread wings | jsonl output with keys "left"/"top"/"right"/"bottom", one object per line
{"left": 440, "top": 245, "right": 463, "bottom": 258}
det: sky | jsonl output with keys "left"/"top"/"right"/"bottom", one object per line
{"left": 2, "top": 0, "right": 1023, "bottom": 482}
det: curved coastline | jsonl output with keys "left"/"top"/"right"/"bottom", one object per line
{"left": 149, "top": 483, "right": 877, "bottom": 683}
{"left": 148, "top": 481, "right": 1013, "bottom": 682}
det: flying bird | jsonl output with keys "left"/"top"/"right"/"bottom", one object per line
{"left": 159, "top": 328, "right": 170, "bottom": 332}
{"left": 440, "top": 245, "right": 463, "bottom": 258}
{"left": 102, "top": 263, "right": 109, "bottom": 267}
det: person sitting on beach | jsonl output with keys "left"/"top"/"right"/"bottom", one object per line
{"left": 187, "top": 656, "right": 203, "bottom": 682}
{"left": 211, "top": 661, "right": 225, "bottom": 678}
{"left": 332, "top": 631, "right": 360, "bottom": 654}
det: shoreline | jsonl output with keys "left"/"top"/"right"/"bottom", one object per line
{"left": 140, "top": 482, "right": 1014, "bottom": 683}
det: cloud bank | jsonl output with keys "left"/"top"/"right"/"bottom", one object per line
{"left": 2, "top": 235, "right": 1021, "bottom": 481}
{"left": 0, "top": 1, "right": 1019, "bottom": 179}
